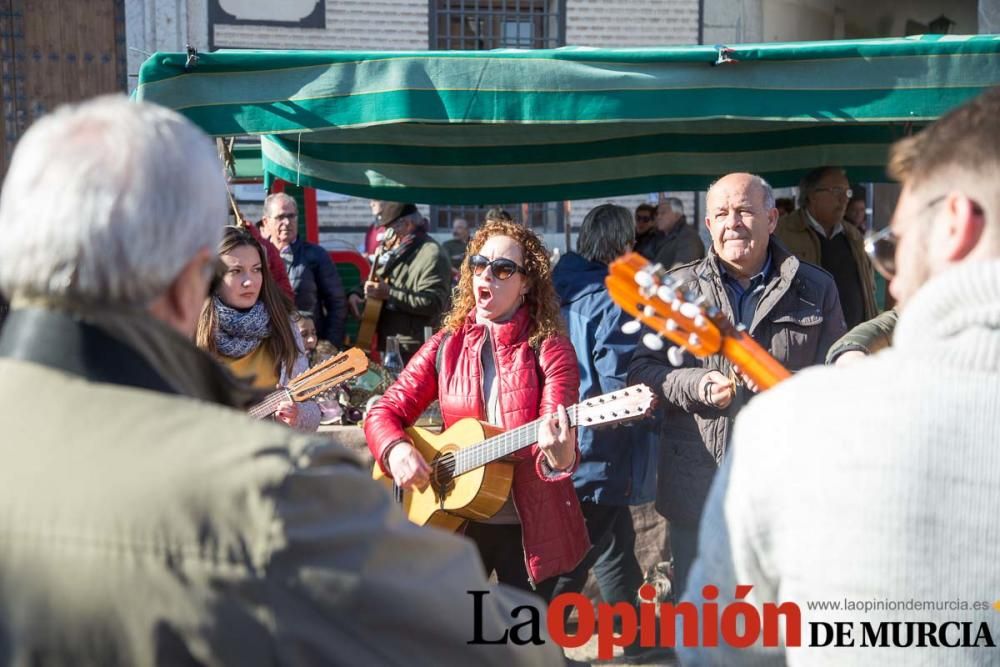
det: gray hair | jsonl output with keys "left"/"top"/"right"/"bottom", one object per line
{"left": 707, "top": 173, "right": 776, "bottom": 212}
{"left": 264, "top": 192, "right": 297, "bottom": 217}
{"left": 666, "top": 197, "right": 685, "bottom": 214}
{"left": 577, "top": 204, "right": 635, "bottom": 264}
{"left": 0, "top": 96, "right": 226, "bottom": 306}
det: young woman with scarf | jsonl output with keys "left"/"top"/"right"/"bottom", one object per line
{"left": 365, "top": 220, "right": 589, "bottom": 600}
{"left": 196, "top": 226, "right": 320, "bottom": 432}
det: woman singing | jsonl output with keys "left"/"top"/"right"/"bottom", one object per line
{"left": 365, "top": 220, "right": 589, "bottom": 599}
{"left": 196, "top": 226, "right": 320, "bottom": 432}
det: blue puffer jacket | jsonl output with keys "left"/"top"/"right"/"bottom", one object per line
{"left": 552, "top": 252, "right": 658, "bottom": 505}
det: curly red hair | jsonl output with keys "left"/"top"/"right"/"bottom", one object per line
{"left": 441, "top": 220, "right": 565, "bottom": 347}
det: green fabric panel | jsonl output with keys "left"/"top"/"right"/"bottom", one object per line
{"left": 131, "top": 36, "right": 999, "bottom": 203}
{"left": 263, "top": 152, "right": 889, "bottom": 204}
{"left": 268, "top": 124, "right": 903, "bottom": 166}
{"left": 167, "top": 86, "right": 984, "bottom": 137}
{"left": 136, "top": 35, "right": 1000, "bottom": 85}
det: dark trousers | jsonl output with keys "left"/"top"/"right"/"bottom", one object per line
{"left": 464, "top": 522, "right": 558, "bottom": 602}
{"left": 669, "top": 522, "right": 699, "bottom": 600}
{"left": 549, "top": 502, "right": 643, "bottom": 621}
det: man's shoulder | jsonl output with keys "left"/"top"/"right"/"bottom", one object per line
{"left": 789, "top": 255, "right": 838, "bottom": 293}
{"left": 775, "top": 209, "right": 809, "bottom": 235}
{"left": 300, "top": 240, "right": 333, "bottom": 264}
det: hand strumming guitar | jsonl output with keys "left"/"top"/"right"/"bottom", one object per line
{"left": 386, "top": 441, "right": 431, "bottom": 491}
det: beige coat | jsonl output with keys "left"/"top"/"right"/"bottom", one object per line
{"left": 774, "top": 208, "right": 879, "bottom": 321}
{"left": 0, "top": 308, "right": 561, "bottom": 666}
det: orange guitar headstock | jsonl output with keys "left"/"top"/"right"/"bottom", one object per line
{"left": 606, "top": 252, "right": 791, "bottom": 391}
{"left": 606, "top": 252, "right": 727, "bottom": 360}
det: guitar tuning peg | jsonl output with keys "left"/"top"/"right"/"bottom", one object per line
{"left": 657, "top": 285, "right": 674, "bottom": 302}
{"left": 665, "top": 319, "right": 679, "bottom": 332}
{"left": 693, "top": 315, "right": 707, "bottom": 328}
{"left": 643, "top": 305, "right": 656, "bottom": 318}
{"left": 621, "top": 319, "right": 642, "bottom": 335}
{"left": 688, "top": 333, "right": 701, "bottom": 348}
{"left": 667, "top": 346, "right": 686, "bottom": 367}
{"left": 679, "top": 302, "right": 700, "bottom": 319}
{"left": 642, "top": 333, "right": 664, "bottom": 351}
{"left": 635, "top": 270, "right": 654, "bottom": 287}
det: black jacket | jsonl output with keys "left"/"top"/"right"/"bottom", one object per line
{"left": 284, "top": 239, "right": 347, "bottom": 346}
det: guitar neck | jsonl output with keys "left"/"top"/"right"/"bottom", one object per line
{"left": 452, "top": 405, "right": 581, "bottom": 476}
{"left": 248, "top": 388, "right": 292, "bottom": 419}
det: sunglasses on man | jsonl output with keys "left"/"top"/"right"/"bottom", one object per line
{"left": 468, "top": 254, "right": 528, "bottom": 281}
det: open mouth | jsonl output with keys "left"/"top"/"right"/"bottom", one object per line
{"left": 477, "top": 286, "right": 493, "bottom": 302}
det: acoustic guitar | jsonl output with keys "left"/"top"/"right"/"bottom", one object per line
{"left": 355, "top": 229, "right": 396, "bottom": 353}
{"left": 248, "top": 347, "right": 368, "bottom": 419}
{"left": 606, "top": 252, "right": 790, "bottom": 390}
{"left": 372, "top": 384, "right": 656, "bottom": 531}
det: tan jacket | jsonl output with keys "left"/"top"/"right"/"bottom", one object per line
{"left": 775, "top": 208, "right": 879, "bottom": 321}
{"left": 0, "top": 308, "right": 561, "bottom": 666}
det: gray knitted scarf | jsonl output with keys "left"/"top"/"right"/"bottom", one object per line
{"left": 213, "top": 297, "right": 270, "bottom": 358}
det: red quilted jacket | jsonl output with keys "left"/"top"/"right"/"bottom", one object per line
{"left": 365, "top": 307, "right": 590, "bottom": 583}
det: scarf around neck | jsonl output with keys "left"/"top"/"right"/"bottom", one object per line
{"left": 213, "top": 297, "right": 270, "bottom": 358}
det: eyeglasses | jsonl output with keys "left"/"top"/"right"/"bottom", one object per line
{"left": 813, "top": 186, "right": 853, "bottom": 198}
{"left": 468, "top": 254, "right": 527, "bottom": 280}
{"left": 864, "top": 195, "right": 947, "bottom": 279}
{"left": 864, "top": 226, "right": 897, "bottom": 279}
{"left": 635, "top": 214, "right": 653, "bottom": 223}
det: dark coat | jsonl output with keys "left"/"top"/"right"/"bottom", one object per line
{"left": 552, "top": 251, "right": 658, "bottom": 505}
{"left": 653, "top": 223, "right": 706, "bottom": 270}
{"left": 284, "top": 238, "right": 347, "bottom": 347}
{"left": 627, "top": 238, "right": 847, "bottom": 527}
{"left": 376, "top": 233, "right": 452, "bottom": 361}
{"left": 634, "top": 228, "right": 666, "bottom": 261}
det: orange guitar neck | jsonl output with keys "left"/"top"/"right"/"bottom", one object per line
{"left": 720, "top": 331, "right": 791, "bottom": 390}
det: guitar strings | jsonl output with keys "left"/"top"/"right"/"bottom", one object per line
{"left": 427, "top": 405, "right": 581, "bottom": 478}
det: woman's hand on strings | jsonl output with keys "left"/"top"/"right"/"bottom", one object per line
{"left": 387, "top": 441, "right": 431, "bottom": 491}
{"left": 537, "top": 404, "right": 577, "bottom": 473}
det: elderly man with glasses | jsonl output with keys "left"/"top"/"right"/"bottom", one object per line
{"left": 775, "top": 166, "right": 879, "bottom": 328}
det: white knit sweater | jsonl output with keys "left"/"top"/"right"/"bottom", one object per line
{"left": 679, "top": 260, "right": 1000, "bottom": 666}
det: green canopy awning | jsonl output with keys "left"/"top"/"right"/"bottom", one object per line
{"left": 135, "top": 35, "right": 1000, "bottom": 203}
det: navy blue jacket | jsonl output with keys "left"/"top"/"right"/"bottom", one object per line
{"left": 552, "top": 252, "right": 658, "bottom": 505}
{"left": 284, "top": 239, "right": 347, "bottom": 347}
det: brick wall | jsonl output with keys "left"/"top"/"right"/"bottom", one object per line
{"left": 212, "top": 0, "right": 428, "bottom": 50}
{"left": 567, "top": 0, "right": 700, "bottom": 46}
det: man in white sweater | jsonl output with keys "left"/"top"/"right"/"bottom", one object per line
{"left": 680, "top": 88, "right": 1000, "bottom": 665}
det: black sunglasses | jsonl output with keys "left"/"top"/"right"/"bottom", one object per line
{"left": 468, "top": 254, "right": 527, "bottom": 280}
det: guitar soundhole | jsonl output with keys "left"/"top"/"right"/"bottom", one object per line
{"left": 430, "top": 451, "right": 457, "bottom": 498}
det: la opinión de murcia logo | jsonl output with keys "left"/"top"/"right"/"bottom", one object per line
{"left": 468, "top": 585, "right": 997, "bottom": 658}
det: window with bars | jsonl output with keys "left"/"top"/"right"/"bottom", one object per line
{"left": 431, "top": 202, "right": 565, "bottom": 233}
{"left": 430, "top": 0, "right": 565, "bottom": 50}
{"left": 429, "top": 0, "right": 566, "bottom": 232}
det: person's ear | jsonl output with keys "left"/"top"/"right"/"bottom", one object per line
{"left": 147, "top": 247, "right": 214, "bottom": 339}
{"left": 940, "top": 193, "right": 985, "bottom": 264}
{"left": 767, "top": 207, "right": 779, "bottom": 234}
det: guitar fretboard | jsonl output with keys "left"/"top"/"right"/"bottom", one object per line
{"left": 451, "top": 405, "right": 581, "bottom": 476}
{"left": 248, "top": 388, "right": 292, "bottom": 419}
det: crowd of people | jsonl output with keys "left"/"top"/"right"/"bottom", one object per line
{"left": 0, "top": 85, "right": 998, "bottom": 666}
